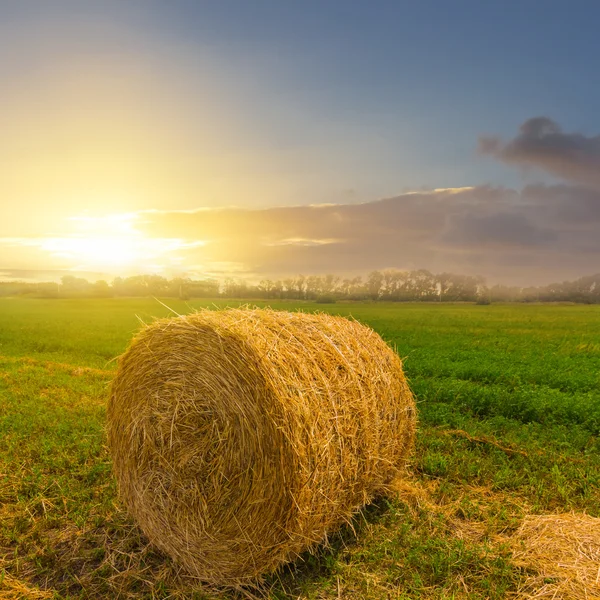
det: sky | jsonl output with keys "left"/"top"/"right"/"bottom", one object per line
{"left": 1, "top": 0, "right": 599, "bottom": 285}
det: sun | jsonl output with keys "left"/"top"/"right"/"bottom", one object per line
{"left": 39, "top": 213, "right": 206, "bottom": 273}
{"left": 42, "top": 235, "right": 142, "bottom": 269}
{"left": 39, "top": 214, "right": 142, "bottom": 270}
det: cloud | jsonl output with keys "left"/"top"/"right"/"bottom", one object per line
{"left": 443, "top": 212, "right": 557, "bottom": 247}
{"left": 131, "top": 185, "right": 599, "bottom": 285}
{"left": 264, "top": 238, "right": 343, "bottom": 247}
{"left": 3, "top": 184, "right": 599, "bottom": 285}
{"left": 479, "top": 117, "right": 600, "bottom": 188}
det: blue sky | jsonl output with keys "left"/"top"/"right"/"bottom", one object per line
{"left": 4, "top": 0, "right": 600, "bottom": 195}
{"left": 149, "top": 0, "right": 600, "bottom": 190}
{"left": 1, "top": 0, "right": 599, "bottom": 283}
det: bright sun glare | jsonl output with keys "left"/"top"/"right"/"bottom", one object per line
{"left": 40, "top": 213, "right": 204, "bottom": 273}
{"left": 42, "top": 235, "right": 143, "bottom": 268}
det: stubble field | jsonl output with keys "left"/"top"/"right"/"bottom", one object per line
{"left": 1, "top": 298, "right": 599, "bottom": 599}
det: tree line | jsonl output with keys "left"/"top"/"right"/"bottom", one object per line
{"left": 1, "top": 270, "right": 599, "bottom": 303}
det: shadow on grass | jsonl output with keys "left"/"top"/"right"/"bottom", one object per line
{"left": 261, "top": 496, "right": 394, "bottom": 599}
{"left": 8, "top": 496, "right": 394, "bottom": 600}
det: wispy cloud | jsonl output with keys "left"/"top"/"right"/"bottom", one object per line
{"left": 263, "top": 237, "right": 343, "bottom": 247}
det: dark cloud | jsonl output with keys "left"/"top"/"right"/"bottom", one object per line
{"left": 135, "top": 184, "right": 600, "bottom": 285}
{"left": 479, "top": 117, "right": 600, "bottom": 188}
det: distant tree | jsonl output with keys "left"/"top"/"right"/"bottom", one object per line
{"left": 91, "top": 280, "right": 112, "bottom": 298}
{"left": 294, "top": 275, "right": 306, "bottom": 300}
{"left": 346, "top": 276, "right": 366, "bottom": 300}
{"left": 222, "top": 278, "right": 248, "bottom": 298}
{"left": 2, "top": 269, "right": 600, "bottom": 304}
{"left": 188, "top": 278, "right": 220, "bottom": 298}
{"left": 271, "top": 280, "right": 283, "bottom": 299}
{"left": 145, "top": 275, "right": 169, "bottom": 296}
{"left": 489, "top": 284, "right": 521, "bottom": 302}
{"left": 322, "top": 274, "right": 339, "bottom": 295}
{"left": 258, "top": 279, "right": 276, "bottom": 298}
{"left": 168, "top": 277, "right": 192, "bottom": 300}
{"left": 412, "top": 269, "right": 438, "bottom": 300}
{"left": 367, "top": 270, "right": 383, "bottom": 300}
{"left": 112, "top": 277, "right": 125, "bottom": 296}
{"left": 60, "top": 275, "right": 91, "bottom": 297}
{"left": 436, "top": 272, "right": 453, "bottom": 302}
{"left": 438, "top": 273, "right": 479, "bottom": 302}
{"left": 282, "top": 278, "right": 295, "bottom": 299}
{"left": 380, "top": 269, "right": 399, "bottom": 300}
{"left": 305, "top": 275, "right": 321, "bottom": 300}
{"left": 36, "top": 282, "right": 61, "bottom": 298}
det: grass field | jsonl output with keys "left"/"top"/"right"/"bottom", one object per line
{"left": 1, "top": 298, "right": 599, "bottom": 599}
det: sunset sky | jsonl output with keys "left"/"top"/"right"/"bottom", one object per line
{"left": 1, "top": 0, "right": 599, "bottom": 285}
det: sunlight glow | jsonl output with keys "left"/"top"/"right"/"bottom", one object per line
{"left": 42, "top": 236, "right": 145, "bottom": 268}
{"left": 32, "top": 212, "right": 206, "bottom": 273}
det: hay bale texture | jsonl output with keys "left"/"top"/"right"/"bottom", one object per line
{"left": 107, "top": 308, "right": 416, "bottom": 587}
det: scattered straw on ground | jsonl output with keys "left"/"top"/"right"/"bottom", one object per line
{"left": 0, "top": 572, "right": 53, "bottom": 599}
{"left": 0, "top": 354, "right": 112, "bottom": 378}
{"left": 510, "top": 512, "right": 600, "bottom": 599}
{"left": 107, "top": 308, "right": 416, "bottom": 588}
{"left": 440, "top": 428, "right": 528, "bottom": 457}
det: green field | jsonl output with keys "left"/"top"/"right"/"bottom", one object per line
{"left": 1, "top": 298, "right": 599, "bottom": 599}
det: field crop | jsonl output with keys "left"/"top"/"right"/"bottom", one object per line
{"left": 1, "top": 298, "right": 599, "bottom": 599}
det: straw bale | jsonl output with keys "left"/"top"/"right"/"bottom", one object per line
{"left": 511, "top": 512, "right": 600, "bottom": 599}
{"left": 107, "top": 308, "right": 415, "bottom": 587}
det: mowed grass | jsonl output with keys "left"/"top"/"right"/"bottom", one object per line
{"left": 0, "top": 298, "right": 599, "bottom": 599}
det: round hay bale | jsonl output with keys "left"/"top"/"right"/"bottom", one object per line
{"left": 107, "top": 308, "right": 416, "bottom": 587}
